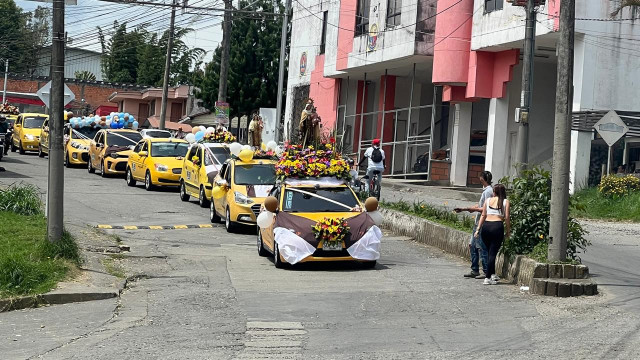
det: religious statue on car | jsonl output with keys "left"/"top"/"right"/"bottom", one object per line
{"left": 299, "top": 99, "right": 322, "bottom": 147}
{"left": 248, "top": 113, "right": 264, "bottom": 148}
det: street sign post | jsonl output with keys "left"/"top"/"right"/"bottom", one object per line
{"left": 594, "top": 110, "right": 629, "bottom": 174}
{"left": 36, "top": 81, "right": 75, "bottom": 109}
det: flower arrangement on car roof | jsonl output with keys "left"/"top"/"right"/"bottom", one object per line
{"left": 275, "top": 140, "right": 351, "bottom": 180}
{"left": 0, "top": 103, "right": 19, "bottom": 114}
{"left": 312, "top": 217, "right": 350, "bottom": 247}
{"left": 253, "top": 148, "right": 278, "bottom": 159}
{"left": 202, "top": 128, "right": 236, "bottom": 143}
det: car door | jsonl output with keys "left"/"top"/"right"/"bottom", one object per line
{"left": 90, "top": 131, "right": 103, "bottom": 167}
{"left": 220, "top": 162, "right": 233, "bottom": 211}
{"left": 214, "top": 162, "right": 229, "bottom": 215}
{"left": 262, "top": 185, "right": 280, "bottom": 251}
{"left": 13, "top": 115, "right": 22, "bottom": 147}
{"left": 183, "top": 145, "right": 199, "bottom": 195}
{"left": 138, "top": 140, "right": 150, "bottom": 178}
{"left": 129, "top": 141, "right": 143, "bottom": 179}
{"left": 40, "top": 119, "right": 49, "bottom": 151}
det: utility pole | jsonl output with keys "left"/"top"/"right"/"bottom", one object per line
{"left": 548, "top": 0, "right": 575, "bottom": 262}
{"left": 159, "top": 0, "right": 177, "bottom": 130}
{"left": 2, "top": 59, "right": 7, "bottom": 104}
{"left": 274, "top": 0, "right": 290, "bottom": 142}
{"left": 514, "top": 0, "right": 537, "bottom": 175}
{"left": 47, "top": 0, "right": 65, "bottom": 243}
{"left": 217, "top": 0, "right": 232, "bottom": 102}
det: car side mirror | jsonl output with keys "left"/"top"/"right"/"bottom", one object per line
{"left": 216, "top": 179, "right": 228, "bottom": 188}
{"left": 138, "top": 151, "right": 148, "bottom": 157}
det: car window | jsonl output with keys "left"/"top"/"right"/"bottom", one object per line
{"left": 71, "top": 126, "right": 100, "bottom": 140}
{"left": 43, "top": 120, "right": 49, "bottom": 128}
{"left": 233, "top": 164, "right": 276, "bottom": 185}
{"left": 95, "top": 132, "right": 103, "bottom": 144}
{"left": 282, "top": 187, "right": 358, "bottom": 213}
{"left": 151, "top": 142, "right": 189, "bottom": 157}
{"left": 23, "top": 116, "right": 47, "bottom": 129}
{"left": 225, "top": 165, "right": 232, "bottom": 183}
{"left": 133, "top": 142, "right": 143, "bottom": 153}
{"left": 106, "top": 132, "right": 142, "bottom": 147}
{"left": 204, "top": 145, "right": 230, "bottom": 164}
{"left": 145, "top": 130, "right": 172, "bottom": 138}
{"left": 219, "top": 163, "right": 228, "bottom": 177}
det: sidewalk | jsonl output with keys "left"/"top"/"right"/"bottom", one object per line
{"left": 381, "top": 179, "right": 482, "bottom": 211}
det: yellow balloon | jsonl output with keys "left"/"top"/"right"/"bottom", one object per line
{"left": 238, "top": 149, "right": 254, "bottom": 162}
{"left": 211, "top": 186, "right": 225, "bottom": 199}
{"left": 261, "top": 142, "right": 267, "bottom": 150}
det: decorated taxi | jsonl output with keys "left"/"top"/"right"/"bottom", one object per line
{"left": 88, "top": 129, "right": 142, "bottom": 177}
{"left": 126, "top": 138, "right": 189, "bottom": 190}
{"left": 179, "top": 128, "right": 234, "bottom": 207}
{"left": 209, "top": 146, "right": 278, "bottom": 232}
{"left": 255, "top": 142, "right": 383, "bottom": 268}
{"left": 11, "top": 113, "right": 48, "bottom": 154}
{"left": 64, "top": 121, "right": 101, "bottom": 167}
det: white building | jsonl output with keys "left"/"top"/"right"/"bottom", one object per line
{"left": 35, "top": 46, "right": 104, "bottom": 81}
{"left": 284, "top": 0, "right": 640, "bottom": 190}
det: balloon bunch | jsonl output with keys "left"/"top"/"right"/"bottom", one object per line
{"left": 257, "top": 196, "right": 278, "bottom": 229}
{"left": 67, "top": 112, "right": 139, "bottom": 130}
{"left": 229, "top": 142, "right": 255, "bottom": 162}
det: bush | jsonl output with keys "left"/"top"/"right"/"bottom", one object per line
{"left": 0, "top": 183, "right": 43, "bottom": 215}
{"left": 598, "top": 174, "right": 640, "bottom": 198}
{"left": 500, "top": 166, "right": 589, "bottom": 261}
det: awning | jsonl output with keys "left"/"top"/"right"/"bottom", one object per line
{"left": 145, "top": 117, "right": 192, "bottom": 132}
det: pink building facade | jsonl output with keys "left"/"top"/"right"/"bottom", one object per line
{"left": 284, "top": 0, "right": 640, "bottom": 187}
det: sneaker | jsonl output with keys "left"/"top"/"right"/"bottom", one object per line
{"left": 475, "top": 274, "right": 486, "bottom": 279}
{"left": 464, "top": 271, "right": 480, "bottom": 278}
{"left": 491, "top": 274, "right": 501, "bottom": 282}
{"left": 483, "top": 278, "right": 497, "bottom": 285}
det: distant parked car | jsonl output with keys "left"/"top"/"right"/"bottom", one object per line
{"left": 140, "top": 129, "right": 173, "bottom": 139}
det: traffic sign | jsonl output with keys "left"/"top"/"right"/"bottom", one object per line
{"left": 594, "top": 110, "right": 628, "bottom": 146}
{"left": 36, "top": 81, "right": 75, "bottom": 109}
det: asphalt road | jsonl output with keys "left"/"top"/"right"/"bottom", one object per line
{"left": 2, "top": 153, "right": 640, "bottom": 359}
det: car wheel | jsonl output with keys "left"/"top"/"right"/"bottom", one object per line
{"left": 88, "top": 158, "right": 95, "bottom": 173}
{"left": 199, "top": 187, "right": 209, "bottom": 208}
{"left": 179, "top": 181, "right": 190, "bottom": 201}
{"left": 100, "top": 160, "right": 107, "bottom": 177}
{"left": 64, "top": 153, "right": 70, "bottom": 168}
{"left": 362, "top": 260, "right": 377, "bottom": 269}
{"left": 38, "top": 145, "right": 44, "bottom": 158}
{"left": 126, "top": 167, "right": 136, "bottom": 187}
{"left": 19, "top": 141, "right": 25, "bottom": 155}
{"left": 225, "top": 206, "right": 237, "bottom": 233}
{"left": 274, "top": 239, "right": 285, "bottom": 268}
{"left": 257, "top": 230, "right": 268, "bottom": 257}
{"left": 210, "top": 198, "right": 221, "bottom": 223}
{"left": 145, "top": 171, "right": 154, "bottom": 191}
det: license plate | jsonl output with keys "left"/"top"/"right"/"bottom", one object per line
{"left": 322, "top": 241, "right": 342, "bottom": 251}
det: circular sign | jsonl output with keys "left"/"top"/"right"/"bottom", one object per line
{"left": 300, "top": 52, "right": 307, "bottom": 76}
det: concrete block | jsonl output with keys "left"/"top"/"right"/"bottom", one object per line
{"left": 575, "top": 265, "right": 589, "bottom": 279}
{"left": 548, "top": 264, "right": 563, "bottom": 278}
{"left": 557, "top": 282, "right": 571, "bottom": 297}
{"left": 583, "top": 283, "right": 595, "bottom": 296}
{"left": 571, "top": 283, "right": 584, "bottom": 297}
{"left": 562, "top": 264, "right": 575, "bottom": 279}
{"left": 545, "top": 281, "right": 558, "bottom": 296}
{"left": 533, "top": 263, "right": 548, "bottom": 279}
{"left": 532, "top": 278, "right": 547, "bottom": 295}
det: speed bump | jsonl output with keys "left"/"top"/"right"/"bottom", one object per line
{"left": 95, "top": 224, "right": 214, "bottom": 230}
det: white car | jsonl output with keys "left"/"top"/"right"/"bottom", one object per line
{"left": 140, "top": 129, "right": 173, "bottom": 139}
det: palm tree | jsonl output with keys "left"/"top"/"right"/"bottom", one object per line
{"left": 611, "top": 0, "right": 640, "bottom": 17}
{"left": 75, "top": 70, "right": 97, "bottom": 81}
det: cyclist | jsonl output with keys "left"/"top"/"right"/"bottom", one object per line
{"left": 358, "top": 138, "right": 385, "bottom": 196}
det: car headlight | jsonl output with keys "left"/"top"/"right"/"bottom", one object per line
{"left": 154, "top": 164, "right": 168, "bottom": 172}
{"left": 108, "top": 153, "right": 125, "bottom": 159}
{"left": 234, "top": 191, "right": 254, "bottom": 205}
{"left": 25, "top": 134, "right": 34, "bottom": 140}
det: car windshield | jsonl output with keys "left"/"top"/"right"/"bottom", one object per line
{"left": 106, "top": 132, "right": 142, "bottom": 147}
{"left": 234, "top": 164, "right": 276, "bottom": 185}
{"left": 282, "top": 187, "right": 359, "bottom": 212}
{"left": 204, "top": 146, "right": 230, "bottom": 166}
{"left": 23, "top": 117, "right": 47, "bottom": 128}
{"left": 71, "top": 127, "right": 100, "bottom": 140}
{"left": 145, "top": 130, "right": 172, "bottom": 138}
{"left": 151, "top": 142, "right": 189, "bottom": 157}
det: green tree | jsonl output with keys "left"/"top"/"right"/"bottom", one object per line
{"left": 0, "top": 1, "right": 50, "bottom": 75}
{"left": 99, "top": 22, "right": 147, "bottom": 83}
{"left": 75, "top": 70, "right": 96, "bottom": 81}
{"left": 196, "top": 0, "right": 289, "bottom": 116}
{"left": 611, "top": 0, "right": 640, "bottom": 17}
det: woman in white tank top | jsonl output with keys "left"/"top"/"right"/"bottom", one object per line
{"left": 474, "top": 184, "right": 511, "bottom": 285}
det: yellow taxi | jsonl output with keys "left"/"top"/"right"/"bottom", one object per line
{"left": 209, "top": 158, "right": 277, "bottom": 232}
{"left": 179, "top": 143, "right": 231, "bottom": 207}
{"left": 125, "top": 138, "right": 189, "bottom": 190}
{"left": 87, "top": 129, "right": 142, "bottom": 177}
{"left": 64, "top": 124, "right": 101, "bottom": 167}
{"left": 11, "top": 113, "right": 48, "bottom": 154}
{"left": 257, "top": 178, "right": 381, "bottom": 269}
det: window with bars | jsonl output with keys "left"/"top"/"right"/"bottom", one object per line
{"left": 320, "top": 11, "right": 328, "bottom": 54}
{"left": 387, "top": 0, "right": 402, "bottom": 27}
{"left": 355, "top": 0, "right": 370, "bottom": 37}
{"left": 485, "top": 0, "right": 503, "bottom": 13}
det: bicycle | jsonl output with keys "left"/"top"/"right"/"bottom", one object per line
{"left": 368, "top": 170, "right": 381, "bottom": 200}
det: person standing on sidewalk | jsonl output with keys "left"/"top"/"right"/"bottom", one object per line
{"left": 455, "top": 171, "right": 493, "bottom": 279}
{"left": 475, "top": 184, "right": 511, "bottom": 285}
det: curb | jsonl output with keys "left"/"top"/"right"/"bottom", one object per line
{"left": 0, "top": 290, "right": 119, "bottom": 313}
{"left": 96, "top": 224, "right": 214, "bottom": 230}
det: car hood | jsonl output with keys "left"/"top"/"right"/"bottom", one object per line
{"left": 151, "top": 157, "right": 184, "bottom": 168}
{"left": 23, "top": 128, "right": 41, "bottom": 136}
{"left": 283, "top": 211, "right": 362, "bottom": 222}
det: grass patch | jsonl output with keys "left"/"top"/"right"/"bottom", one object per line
{"left": 101, "top": 257, "right": 125, "bottom": 279}
{"left": 0, "top": 183, "right": 43, "bottom": 215}
{"left": 381, "top": 200, "right": 474, "bottom": 233}
{"left": 572, "top": 187, "right": 640, "bottom": 222}
{"left": 0, "top": 211, "right": 81, "bottom": 298}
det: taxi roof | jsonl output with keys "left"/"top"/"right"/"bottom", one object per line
{"left": 21, "top": 113, "right": 49, "bottom": 118}
{"left": 147, "top": 137, "right": 187, "bottom": 143}
{"left": 232, "top": 158, "right": 277, "bottom": 165}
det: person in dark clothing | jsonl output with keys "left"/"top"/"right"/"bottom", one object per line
{"left": 474, "top": 184, "right": 511, "bottom": 285}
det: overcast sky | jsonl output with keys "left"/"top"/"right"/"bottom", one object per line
{"left": 17, "top": 0, "right": 223, "bottom": 65}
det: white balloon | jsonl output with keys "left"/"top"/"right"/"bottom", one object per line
{"left": 185, "top": 133, "right": 196, "bottom": 143}
{"left": 368, "top": 210, "right": 383, "bottom": 226}
{"left": 229, "top": 142, "right": 242, "bottom": 156}
{"left": 242, "top": 144, "right": 252, "bottom": 151}
{"left": 105, "top": 119, "right": 112, "bottom": 126}
{"left": 199, "top": 126, "right": 207, "bottom": 133}
{"left": 206, "top": 127, "right": 215, "bottom": 133}
{"left": 275, "top": 145, "right": 285, "bottom": 156}
{"left": 266, "top": 140, "right": 277, "bottom": 151}
{"left": 257, "top": 211, "right": 274, "bottom": 229}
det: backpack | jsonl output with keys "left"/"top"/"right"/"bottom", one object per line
{"left": 371, "top": 147, "right": 383, "bottom": 163}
